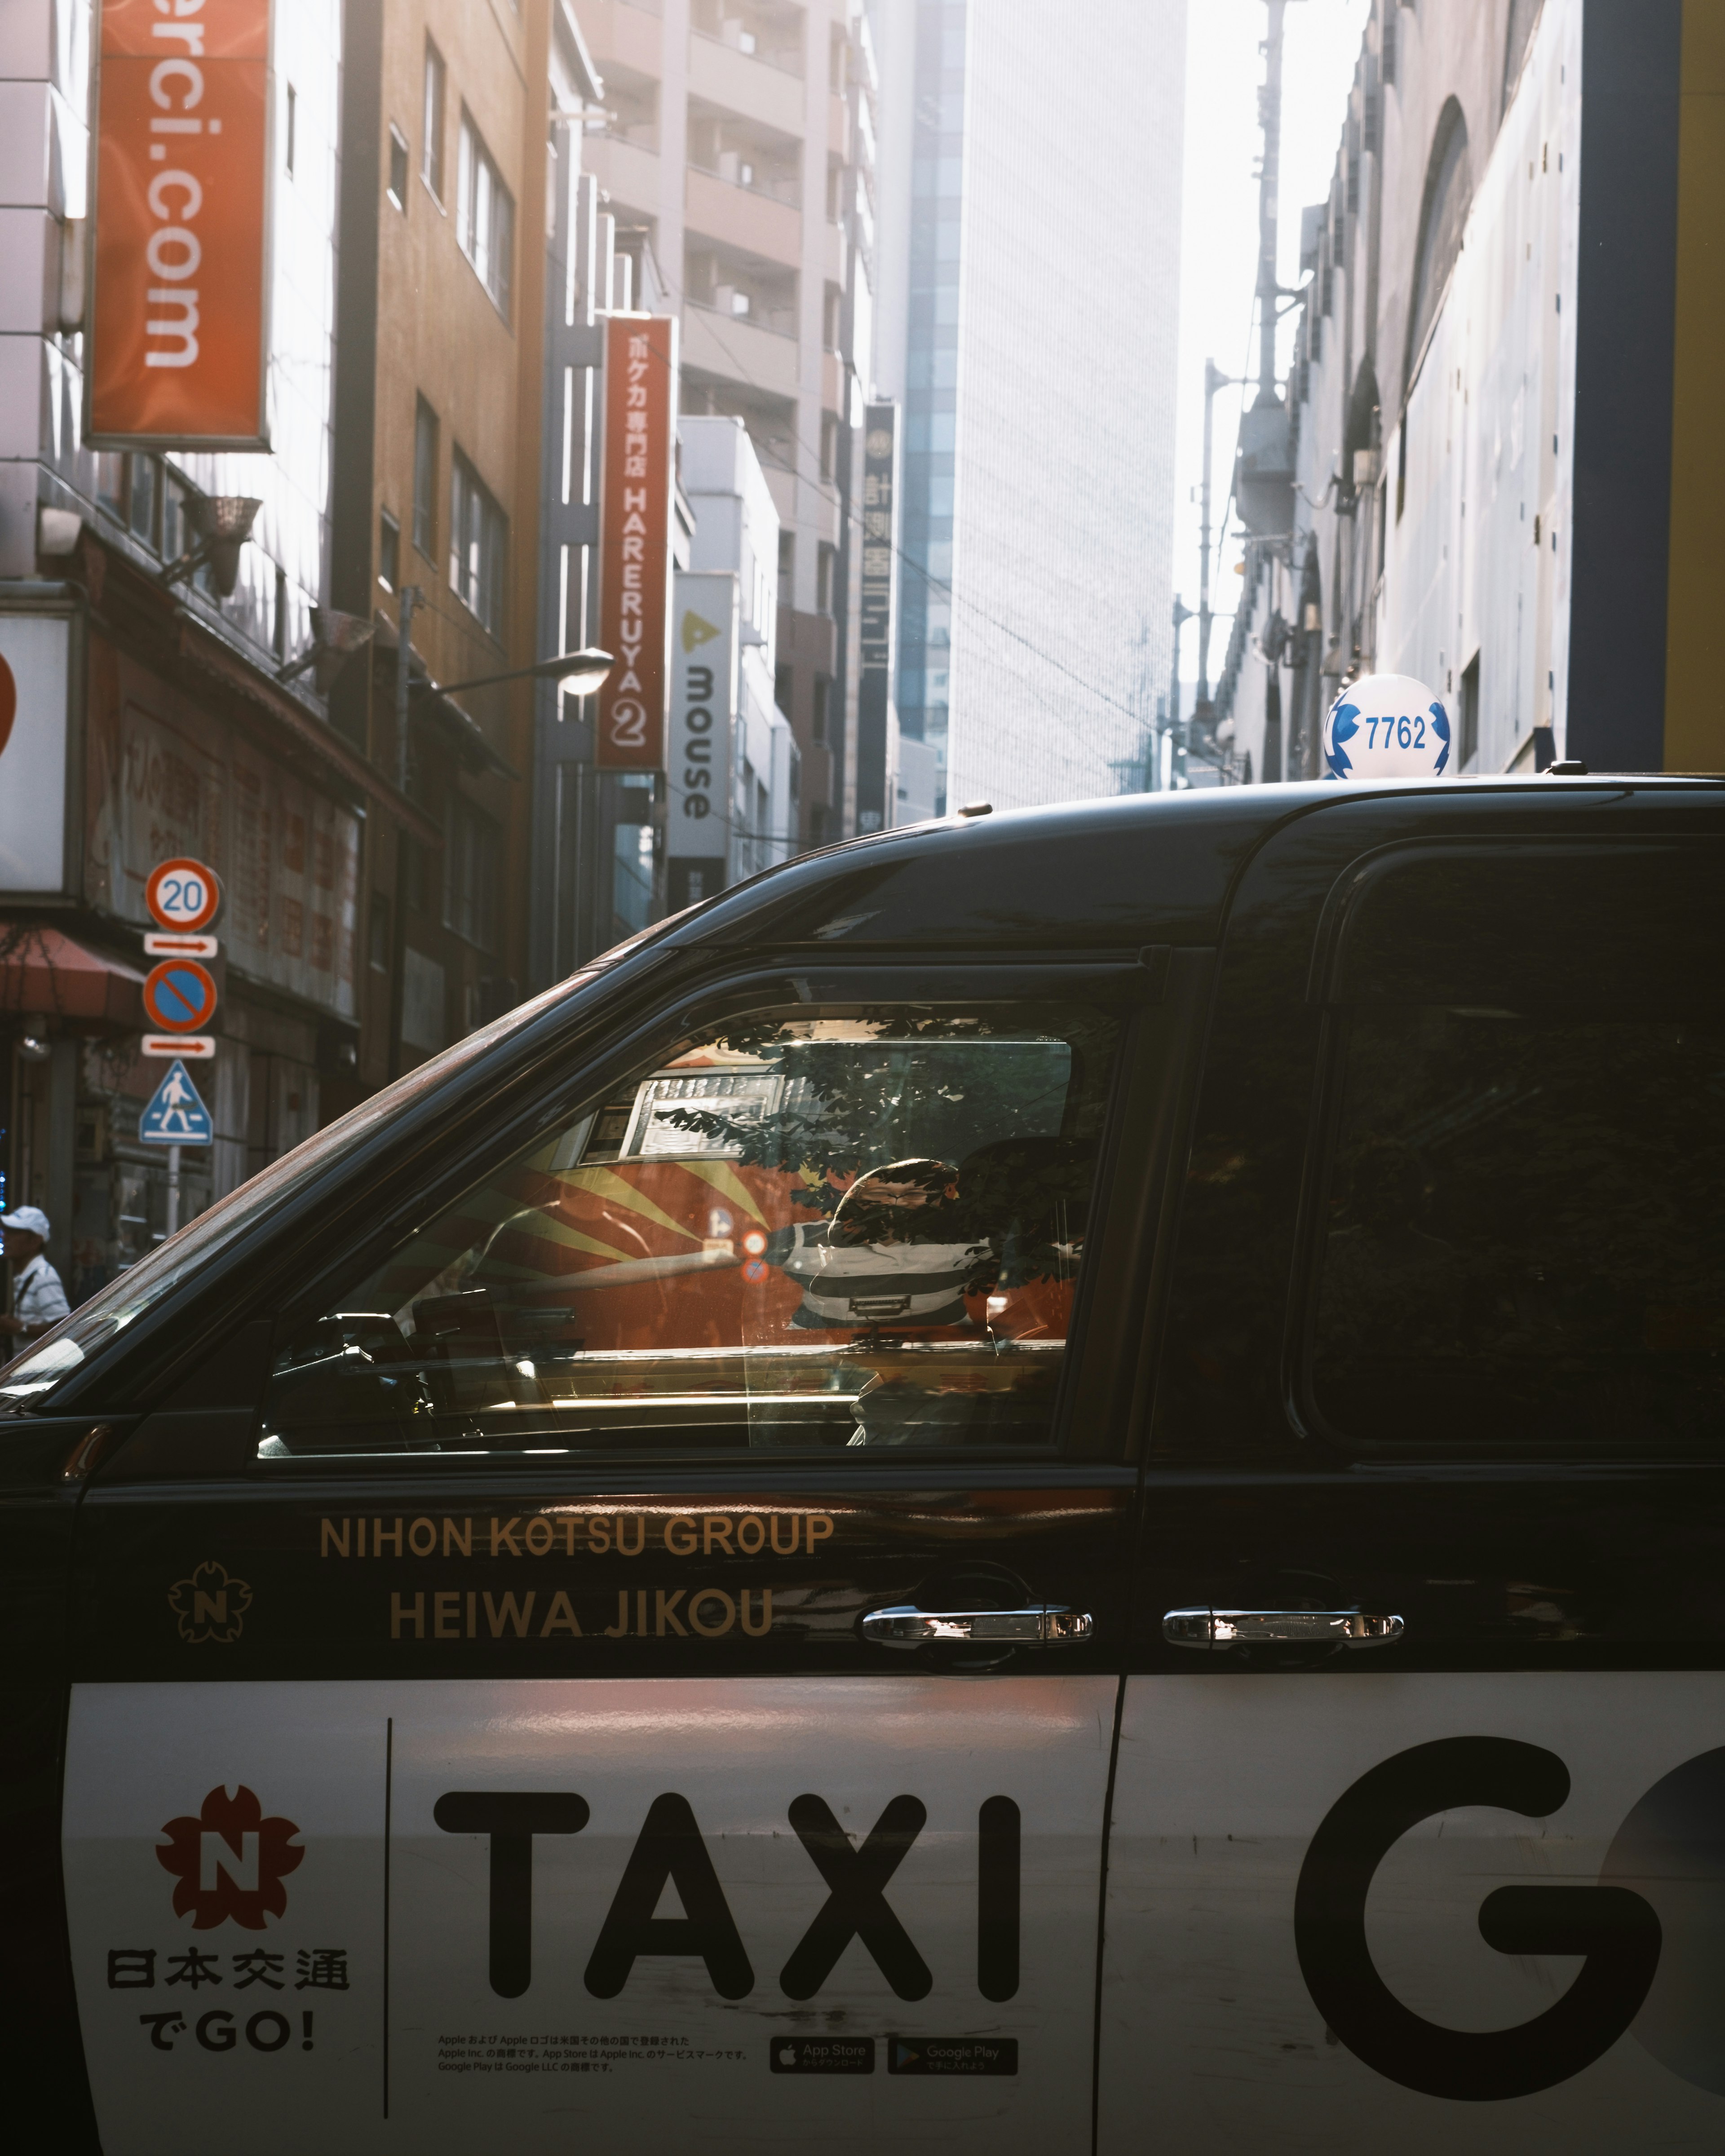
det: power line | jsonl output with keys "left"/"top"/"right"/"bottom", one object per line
{"left": 682, "top": 308, "right": 1154, "bottom": 734}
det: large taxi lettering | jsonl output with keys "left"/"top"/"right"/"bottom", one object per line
{"left": 434, "top": 1789, "right": 1021, "bottom": 2004}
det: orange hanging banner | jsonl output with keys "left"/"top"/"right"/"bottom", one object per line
{"left": 597, "top": 314, "right": 679, "bottom": 771}
{"left": 87, "top": 0, "right": 274, "bottom": 449}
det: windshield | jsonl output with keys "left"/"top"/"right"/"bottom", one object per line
{"left": 0, "top": 943, "right": 659, "bottom": 1408}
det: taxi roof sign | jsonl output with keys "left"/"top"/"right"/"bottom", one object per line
{"left": 138, "top": 1060, "right": 212, "bottom": 1147}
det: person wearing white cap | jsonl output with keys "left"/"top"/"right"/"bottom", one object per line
{"left": 2, "top": 1206, "right": 71, "bottom": 1341}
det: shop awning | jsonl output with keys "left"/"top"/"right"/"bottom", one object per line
{"left": 0, "top": 925, "right": 146, "bottom": 1028}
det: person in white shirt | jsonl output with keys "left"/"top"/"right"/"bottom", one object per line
{"left": 2, "top": 1206, "right": 71, "bottom": 1342}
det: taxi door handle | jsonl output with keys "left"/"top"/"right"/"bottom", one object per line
{"left": 862, "top": 1604, "right": 1095, "bottom": 1648}
{"left": 1163, "top": 1607, "right": 1405, "bottom": 1650}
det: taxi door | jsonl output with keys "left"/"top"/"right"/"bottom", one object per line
{"left": 1098, "top": 791, "right": 1725, "bottom": 2152}
{"left": 61, "top": 956, "right": 1186, "bottom": 2156}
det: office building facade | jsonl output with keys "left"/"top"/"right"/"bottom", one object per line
{"left": 871, "top": 0, "right": 1185, "bottom": 814}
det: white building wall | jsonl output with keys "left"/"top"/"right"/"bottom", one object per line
{"left": 1380, "top": 0, "right": 1580, "bottom": 770}
{"left": 680, "top": 414, "right": 798, "bottom": 879}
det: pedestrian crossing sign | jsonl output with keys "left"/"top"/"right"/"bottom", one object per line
{"left": 139, "top": 1059, "right": 213, "bottom": 1147}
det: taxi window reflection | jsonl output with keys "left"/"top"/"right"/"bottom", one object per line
{"left": 261, "top": 1005, "right": 1114, "bottom": 1459}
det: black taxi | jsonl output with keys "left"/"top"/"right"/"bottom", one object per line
{"left": 7, "top": 774, "right": 1725, "bottom": 2153}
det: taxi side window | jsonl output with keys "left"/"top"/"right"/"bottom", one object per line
{"left": 1304, "top": 843, "right": 1725, "bottom": 1454}
{"left": 261, "top": 996, "right": 1120, "bottom": 1460}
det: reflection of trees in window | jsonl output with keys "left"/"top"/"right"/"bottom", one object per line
{"left": 654, "top": 1012, "right": 1112, "bottom": 1288}
{"left": 1405, "top": 98, "right": 1472, "bottom": 393}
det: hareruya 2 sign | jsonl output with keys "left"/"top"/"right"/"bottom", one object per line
{"left": 88, "top": 0, "right": 273, "bottom": 449}
{"left": 597, "top": 315, "right": 678, "bottom": 770}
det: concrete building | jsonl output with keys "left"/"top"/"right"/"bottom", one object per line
{"left": 572, "top": 0, "right": 876, "bottom": 853}
{"left": 869, "top": 0, "right": 1185, "bottom": 815}
{"left": 1216, "top": 0, "right": 1725, "bottom": 784}
{"left": 333, "top": 0, "right": 594, "bottom": 1080}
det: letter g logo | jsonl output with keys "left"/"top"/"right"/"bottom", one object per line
{"left": 1294, "top": 1738, "right": 1661, "bottom": 2099}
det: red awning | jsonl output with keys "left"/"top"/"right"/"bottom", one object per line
{"left": 0, "top": 925, "right": 146, "bottom": 1029}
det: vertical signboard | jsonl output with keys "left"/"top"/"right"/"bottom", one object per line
{"left": 665, "top": 573, "right": 738, "bottom": 911}
{"left": 597, "top": 314, "right": 678, "bottom": 770}
{"left": 88, "top": 0, "right": 273, "bottom": 449}
{"left": 856, "top": 403, "right": 899, "bottom": 831}
{"left": 0, "top": 615, "right": 72, "bottom": 894}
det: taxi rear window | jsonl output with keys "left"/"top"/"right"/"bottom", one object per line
{"left": 1306, "top": 842, "right": 1725, "bottom": 1453}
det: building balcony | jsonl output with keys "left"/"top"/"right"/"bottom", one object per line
{"left": 685, "top": 167, "right": 802, "bottom": 269}
{"left": 688, "top": 35, "right": 805, "bottom": 137}
{"left": 683, "top": 302, "right": 801, "bottom": 400}
{"left": 579, "top": 0, "right": 664, "bottom": 79}
{"left": 581, "top": 136, "right": 661, "bottom": 221}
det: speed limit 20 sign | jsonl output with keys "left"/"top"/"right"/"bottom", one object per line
{"left": 145, "top": 858, "right": 221, "bottom": 933}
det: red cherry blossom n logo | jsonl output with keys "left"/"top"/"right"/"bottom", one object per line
{"left": 156, "top": 1785, "right": 305, "bottom": 1931}
{"left": 0, "top": 654, "right": 16, "bottom": 760}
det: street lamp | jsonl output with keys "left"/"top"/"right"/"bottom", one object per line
{"left": 163, "top": 495, "right": 262, "bottom": 597}
{"left": 393, "top": 636, "right": 615, "bottom": 795}
{"left": 414, "top": 648, "right": 615, "bottom": 701}
{"left": 276, "top": 606, "right": 375, "bottom": 691}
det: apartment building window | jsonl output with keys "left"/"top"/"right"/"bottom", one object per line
{"left": 413, "top": 398, "right": 438, "bottom": 557}
{"left": 378, "top": 509, "right": 400, "bottom": 592}
{"left": 450, "top": 448, "right": 507, "bottom": 634}
{"left": 444, "top": 794, "right": 500, "bottom": 953}
{"left": 422, "top": 39, "right": 446, "bottom": 200}
{"left": 387, "top": 125, "right": 409, "bottom": 211}
{"left": 778, "top": 529, "right": 795, "bottom": 607}
{"left": 820, "top": 413, "right": 839, "bottom": 482}
{"left": 812, "top": 674, "right": 831, "bottom": 743}
{"left": 457, "top": 109, "right": 515, "bottom": 319}
{"left": 817, "top": 542, "right": 836, "bottom": 615}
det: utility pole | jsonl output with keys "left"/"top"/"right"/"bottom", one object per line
{"left": 1169, "top": 595, "right": 1193, "bottom": 789}
{"left": 1196, "top": 360, "right": 1246, "bottom": 728}
{"left": 1257, "top": 0, "right": 1287, "bottom": 404}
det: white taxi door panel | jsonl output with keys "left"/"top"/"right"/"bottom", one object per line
{"left": 1097, "top": 1673, "right": 1725, "bottom": 2152}
{"left": 65, "top": 1674, "right": 1113, "bottom": 2155}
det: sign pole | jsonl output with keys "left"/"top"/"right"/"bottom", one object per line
{"left": 165, "top": 1145, "right": 182, "bottom": 1237}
